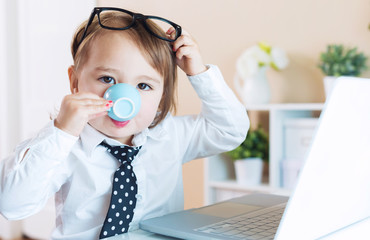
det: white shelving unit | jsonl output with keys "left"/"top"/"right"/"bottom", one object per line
{"left": 204, "top": 103, "right": 324, "bottom": 205}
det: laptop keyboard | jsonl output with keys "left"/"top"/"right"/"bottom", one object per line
{"left": 194, "top": 203, "right": 286, "bottom": 240}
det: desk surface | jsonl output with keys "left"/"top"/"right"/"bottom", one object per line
{"left": 321, "top": 217, "right": 370, "bottom": 240}
{"left": 107, "top": 229, "right": 176, "bottom": 240}
{"left": 107, "top": 217, "right": 370, "bottom": 240}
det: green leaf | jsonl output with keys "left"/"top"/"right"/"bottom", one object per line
{"left": 271, "top": 62, "right": 279, "bottom": 71}
{"left": 258, "top": 41, "right": 272, "bottom": 54}
{"left": 226, "top": 126, "right": 269, "bottom": 162}
{"left": 318, "top": 44, "right": 368, "bottom": 76}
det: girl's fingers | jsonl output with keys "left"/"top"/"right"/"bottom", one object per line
{"left": 63, "top": 95, "right": 112, "bottom": 117}
{"left": 166, "top": 27, "right": 176, "bottom": 40}
{"left": 170, "top": 29, "right": 206, "bottom": 76}
{"left": 68, "top": 92, "right": 112, "bottom": 112}
{"left": 83, "top": 101, "right": 112, "bottom": 114}
{"left": 167, "top": 27, "right": 189, "bottom": 41}
{"left": 88, "top": 109, "right": 109, "bottom": 120}
{"left": 175, "top": 46, "right": 193, "bottom": 60}
{"left": 56, "top": 93, "right": 112, "bottom": 136}
{"left": 172, "top": 35, "right": 194, "bottom": 52}
{"left": 76, "top": 98, "right": 112, "bottom": 106}
{"left": 172, "top": 29, "right": 193, "bottom": 51}
{"left": 72, "top": 91, "right": 106, "bottom": 100}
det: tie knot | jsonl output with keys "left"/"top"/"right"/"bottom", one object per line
{"left": 100, "top": 141, "right": 141, "bottom": 164}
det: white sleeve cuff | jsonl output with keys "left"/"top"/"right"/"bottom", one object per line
{"left": 187, "top": 64, "right": 228, "bottom": 98}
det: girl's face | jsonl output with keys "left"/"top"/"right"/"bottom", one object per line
{"left": 72, "top": 32, "right": 164, "bottom": 145}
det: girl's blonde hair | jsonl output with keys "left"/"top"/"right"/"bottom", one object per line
{"left": 71, "top": 11, "right": 177, "bottom": 127}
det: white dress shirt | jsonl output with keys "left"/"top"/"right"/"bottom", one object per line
{"left": 0, "top": 65, "right": 249, "bottom": 239}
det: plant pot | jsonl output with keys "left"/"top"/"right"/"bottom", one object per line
{"left": 234, "top": 66, "right": 271, "bottom": 105}
{"left": 323, "top": 76, "right": 338, "bottom": 97}
{"left": 281, "top": 159, "right": 304, "bottom": 190}
{"left": 234, "top": 158, "right": 263, "bottom": 186}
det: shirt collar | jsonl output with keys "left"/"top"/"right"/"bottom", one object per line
{"left": 80, "top": 118, "right": 170, "bottom": 156}
{"left": 132, "top": 114, "right": 171, "bottom": 146}
{"left": 80, "top": 124, "right": 107, "bottom": 157}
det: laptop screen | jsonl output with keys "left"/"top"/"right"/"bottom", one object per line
{"left": 277, "top": 77, "right": 370, "bottom": 239}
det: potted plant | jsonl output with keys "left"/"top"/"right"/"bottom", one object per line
{"left": 226, "top": 126, "right": 269, "bottom": 186}
{"left": 318, "top": 44, "right": 367, "bottom": 96}
{"left": 235, "top": 42, "right": 289, "bottom": 105}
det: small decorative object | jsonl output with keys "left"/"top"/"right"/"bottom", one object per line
{"left": 318, "top": 44, "right": 367, "bottom": 96}
{"left": 235, "top": 42, "right": 289, "bottom": 105}
{"left": 104, "top": 83, "right": 141, "bottom": 121}
{"left": 227, "top": 126, "right": 269, "bottom": 186}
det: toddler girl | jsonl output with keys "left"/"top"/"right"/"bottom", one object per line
{"left": 0, "top": 7, "right": 249, "bottom": 239}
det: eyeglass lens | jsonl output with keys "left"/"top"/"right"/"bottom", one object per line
{"left": 98, "top": 10, "right": 178, "bottom": 41}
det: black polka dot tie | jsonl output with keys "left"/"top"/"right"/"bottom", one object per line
{"left": 99, "top": 141, "right": 141, "bottom": 239}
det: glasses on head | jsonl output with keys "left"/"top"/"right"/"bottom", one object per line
{"left": 77, "top": 7, "right": 182, "bottom": 49}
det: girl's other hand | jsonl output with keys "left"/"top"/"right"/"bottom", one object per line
{"left": 55, "top": 91, "right": 113, "bottom": 137}
{"left": 168, "top": 28, "right": 207, "bottom": 76}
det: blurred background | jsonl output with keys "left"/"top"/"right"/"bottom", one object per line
{"left": 0, "top": 0, "right": 369, "bottom": 239}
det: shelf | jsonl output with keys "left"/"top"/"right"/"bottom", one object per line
{"left": 208, "top": 180, "right": 291, "bottom": 196}
{"left": 204, "top": 103, "right": 323, "bottom": 204}
{"left": 245, "top": 103, "right": 324, "bottom": 111}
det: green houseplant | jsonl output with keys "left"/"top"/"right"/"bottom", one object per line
{"left": 318, "top": 44, "right": 367, "bottom": 77}
{"left": 227, "top": 126, "right": 269, "bottom": 162}
{"left": 318, "top": 44, "right": 367, "bottom": 96}
{"left": 227, "top": 126, "right": 269, "bottom": 186}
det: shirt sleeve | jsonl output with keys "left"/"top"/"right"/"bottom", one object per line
{"left": 177, "top": 64, "right": 250, "bottom": 162}
{"left": 0, "top": 121, "right": 78, "bottom": 220}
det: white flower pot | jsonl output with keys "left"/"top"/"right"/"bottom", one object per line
{"left": 323, "top": 76, "right": 338, "bottom": 97}
{"left": 234, "top": 66, "right": 271, "bottom": 105}
{"left": 281, "top": 159, "right": 304, "bottom": 190}
{"left": 234, "top": 158, "right": 263, "bottom": 186}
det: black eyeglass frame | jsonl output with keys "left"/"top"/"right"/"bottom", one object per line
{"left": 77, "top": 7, "right": 182, "bottom": 49}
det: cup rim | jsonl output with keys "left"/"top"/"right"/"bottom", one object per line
{"left": 112, "top": 97, "right": 135, "bottom": 119}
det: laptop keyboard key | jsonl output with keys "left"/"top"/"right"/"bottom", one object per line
{"left": 194, "top": 203, "right": 286, "bottom": 239}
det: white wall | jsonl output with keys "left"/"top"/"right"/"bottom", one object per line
{"left": 0, "top": 0, "right": 95, "bottom": 239}
{"left": 0, "top": 1, "right": 23, "bottom": 238}
{"left": 17, "top": 0, "right": 94, "bottom": 140}
{"left": 0, "top": 0, "right": 8, "bottom": 158}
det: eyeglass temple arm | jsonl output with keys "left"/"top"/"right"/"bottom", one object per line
{"left": 77, "top": 9, "right": 98, "bottom": 47}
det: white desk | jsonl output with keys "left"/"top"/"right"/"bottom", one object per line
{"left": 107, "top": 217, "right": 370, "bottom": 240}
{"left": 321, "top": 217, "right": 370, "bottom": 240}
{"left": 107, "top": 229, "right": 176, "bottom": 240}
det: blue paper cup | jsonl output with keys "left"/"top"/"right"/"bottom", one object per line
{"left": 103, "top": 83, "right": 141, "bottom": 121}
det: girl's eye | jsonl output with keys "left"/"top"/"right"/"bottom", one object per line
{"left": 98, "top": 76, "right": 115, "bottom": 84}
{"left": 137, "top": 83, "right": 151, "bottom": 91}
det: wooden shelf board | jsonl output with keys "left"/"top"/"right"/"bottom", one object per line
{"left": 246, "top": 103, "right": 325, "bottom": 111}
{"left": 209, "top": 180, "right": 291, "bottom": 196}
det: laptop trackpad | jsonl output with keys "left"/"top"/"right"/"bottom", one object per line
{"left": 192, "top": 202, "right": 262, "bottom": 218}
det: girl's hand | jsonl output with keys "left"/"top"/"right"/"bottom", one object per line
{"left": 55, "top": 91, "right": 113, "bottom": 137}
{"left": 169, "top": 29, "right": 207, "bottom": 76}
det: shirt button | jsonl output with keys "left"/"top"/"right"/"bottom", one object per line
{"left": 136, "top": 194, "right": 142, "bottom": 201}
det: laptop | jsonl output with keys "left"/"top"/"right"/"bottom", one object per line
{"left": 139, "top": 77, "right": 370, "bottom": 240}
